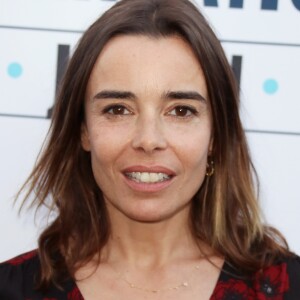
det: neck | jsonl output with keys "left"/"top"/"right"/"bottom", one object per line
{"left": 102, "top": 205, "right": 204, "bottom": 270}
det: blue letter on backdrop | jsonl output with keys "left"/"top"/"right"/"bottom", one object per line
{"left": 261, "top": 0, "right": 278, "bottom": 10}
{"left": 292, "top": 0, "right": 300, "bottom": 10}
{"left": 204, "top": 0, "right": 218, "bottom": 7}
{"left": 47, "top": 44, "right": 70, "bottom": 119}
{"left": 231, "top": 56, "right": 243, "bottom": 88}
{"left": 230, "top": 0, "right": 244, "bottom": 8}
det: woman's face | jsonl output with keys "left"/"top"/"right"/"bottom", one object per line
{"left": 82, "top": 35, "right": 212, "bottom": 223}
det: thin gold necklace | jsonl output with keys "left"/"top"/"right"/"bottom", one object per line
{"left": 117, "top": 265, "right": 201, "bottom": 293}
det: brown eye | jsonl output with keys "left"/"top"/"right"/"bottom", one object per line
{"left": 176, "top": 107, "right": 189, "bottom": 117}
{"left": 169, "top": 106, "right": 196, "bottom": 117}
{"left": 104, "top": 105, "right": 130, "bottom": 115}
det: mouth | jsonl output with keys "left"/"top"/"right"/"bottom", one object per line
{"left": 125, "top": 172, "right": 172, "bottom": 183}
{"left": 122, "top": 166, "right": 176, "bottom": 192}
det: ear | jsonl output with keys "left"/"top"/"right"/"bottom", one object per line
{"left": 81, "top": 123, "right": 91, "bottom": 151}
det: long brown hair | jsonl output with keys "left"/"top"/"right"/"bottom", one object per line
{"left": 19, "top": 0, "right": 289, "bottom": 289}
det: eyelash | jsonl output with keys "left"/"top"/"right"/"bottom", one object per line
{"left": 167, "top": 105, "right": 199, "bottom": 118}
{"left": 101, "top": 104, "right": 199, "bottom": 118}
{"left": 102, "top": 104, "right": 132, "bottom": 116}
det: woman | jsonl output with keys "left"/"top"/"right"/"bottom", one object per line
{"left": 1, "top": 0, "right": 299, "bottom": 299}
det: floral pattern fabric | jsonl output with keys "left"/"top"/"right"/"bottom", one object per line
{"left": 211, "top": 263, "right": 292, "bottom": 300}
{"left": 0, "top": 250, "right": 299, "bottom": 299}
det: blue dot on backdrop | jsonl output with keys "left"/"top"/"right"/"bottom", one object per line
{"left": 7, "top": 62, "right": 23, "bottom": 78}
{"left": 263, "top": 79, "right": 279, "bottom": 95}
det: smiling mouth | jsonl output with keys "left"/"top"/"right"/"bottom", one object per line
{"left": 125, "top": 172, "right": 172, "bottom": 183}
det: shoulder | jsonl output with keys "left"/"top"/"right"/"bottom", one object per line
{"left": 0, "top": 249, "right": 40, "bottom": 279}
{"left": 0, "top": 250, "right": 82, "bottom": 299}
{"left": 0, "top": 249, "right": 39, "bottom": 267}
{"left": 253, "top": 254, "right": 300, "bottom": 298}
{"left": 0, "top": 250, "right": 40, "bottom": 299}
{"left": 280, "top": 254, "right": 300, "bottom": 299}
{"left": 253, "top": 254, "right": 300, "bottom": 299}
{"left": 213, "top": 254, "right": 300, "bottom": 300}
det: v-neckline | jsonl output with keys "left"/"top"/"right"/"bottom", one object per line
{"left": 71, "top": 260, "right": 230, "bottom": 299}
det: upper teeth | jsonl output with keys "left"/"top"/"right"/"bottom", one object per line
{"left": 126, "top": 172, "right": 171, "bottom": 183}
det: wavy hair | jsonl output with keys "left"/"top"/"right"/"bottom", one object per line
{"left": 19, "top": 0, "right": 289, "bottom": 289}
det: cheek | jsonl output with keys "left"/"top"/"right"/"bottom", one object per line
{"left": 88, "top": 122, "right": 130, "bottom": 167}
{"left": 174, "top": 130, "right": 211, "bottom": 195}
{"left": 166, "top": 122, "right": 211, "bottom": 167}
{"left": 88, "top": 127, "right": 123, "bottom": 191}
{"left": 177, "top": 140, "right": 209, "bottom": 176}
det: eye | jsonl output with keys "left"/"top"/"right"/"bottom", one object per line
{"left": 103, "top": 105, "right": 131, "bottom": 115}
{"left": 168, "top": 106, "right": 197, "bottom": 117}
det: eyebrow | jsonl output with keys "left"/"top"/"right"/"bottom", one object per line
{"left": 92, "top": 90, "right": 206, "bottom": 102}
{"left": 92, "top": 90, "right": 136, "bottom": 101}
{"left": 165, "top": 91, "right": 206, "bottom": 102}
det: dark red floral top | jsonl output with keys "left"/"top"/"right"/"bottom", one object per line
{"left": 0, "top": 250, "right": 300, "bottom": 299}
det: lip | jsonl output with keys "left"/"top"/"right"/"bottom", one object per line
{"left": 122, "top": 165, "right": 176, "bottom": 193}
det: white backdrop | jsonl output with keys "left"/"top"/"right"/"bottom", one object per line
{"left": 1, "top": 0, "right": 300, "bottom": 261}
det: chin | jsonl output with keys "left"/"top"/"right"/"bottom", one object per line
{"left": 124, "top": 201, "right": 189, "bottom": 224}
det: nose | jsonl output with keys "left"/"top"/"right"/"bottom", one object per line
{"left": 131, "top": 114, "right": 167, "bottom": 153}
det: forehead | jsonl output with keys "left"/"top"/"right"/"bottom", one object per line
{"left": 86, "top": 35, "right": 207, "bottom": 99}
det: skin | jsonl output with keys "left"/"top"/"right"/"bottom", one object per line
{"left": 79, "top": 35, "right": 222, "bottom": 299}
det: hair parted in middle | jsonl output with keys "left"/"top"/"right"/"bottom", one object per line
{"left": 20, "top": 0, "right": 289, "bottom": 289}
